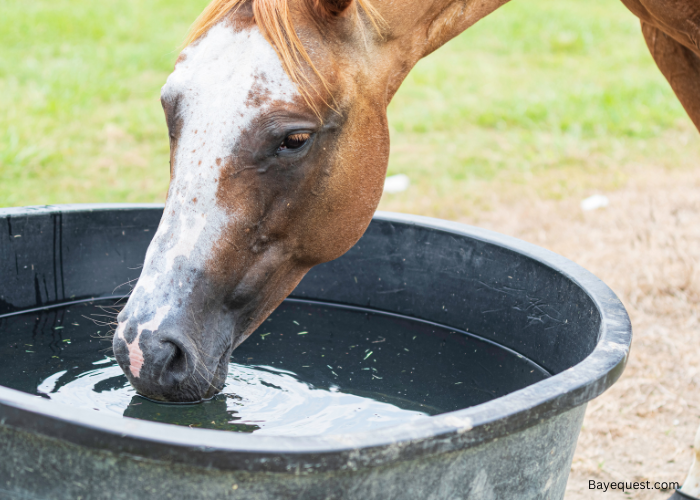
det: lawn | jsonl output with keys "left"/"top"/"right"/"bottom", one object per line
{"left": 0, "top": 0, "right": 696, "bottom": 212}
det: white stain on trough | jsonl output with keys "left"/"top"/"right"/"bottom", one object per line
{"left": 441, "top": 415, "right": 474, "bottom": 433}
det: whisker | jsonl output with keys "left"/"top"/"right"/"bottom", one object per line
{"left": 81, "top": 314, "right": 119, "bottom": 327}
{"left": 112, "top": 277, "right": 139, "bottom": 294}
{"left": 89, "top": 313, "right": 120, "bottom": 319}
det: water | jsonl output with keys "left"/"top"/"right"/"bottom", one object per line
{"left": 0, "top": 299, "right": 549, "bottom": 436}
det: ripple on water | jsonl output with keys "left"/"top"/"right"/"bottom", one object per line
{"left": 37, "top": 361, "right": 429, "bottom": 436}
{"left": 0, "top": 298, "right": 550, "bottom": 436}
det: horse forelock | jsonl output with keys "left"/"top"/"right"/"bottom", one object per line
{"left": 184, "top": 0, "right": 384, "bottom": 117}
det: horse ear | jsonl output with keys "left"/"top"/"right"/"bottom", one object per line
{"left": 309, "top": 0, "right": 354, "bottom": 18}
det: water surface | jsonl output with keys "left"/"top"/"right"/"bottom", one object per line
{"left": 0, "top": 299, "right": 549, "bottom": 436}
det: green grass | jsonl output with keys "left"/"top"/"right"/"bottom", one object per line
{"left": 381, "top": 0, "right": 700, "bottom": 218}
{"left": 0, "top": 0, "right": 697, "bottom": 211}
{"left": 0, "top": 0, "right": 208, "bottom": 206}
{"left": 390, "top": 1, "right": 679, "bottom": 138}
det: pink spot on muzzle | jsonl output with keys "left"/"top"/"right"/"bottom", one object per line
{"left": 115, "top": 321, "right": 144, "bottom": 378}
{"left": 116, "top": 305, "right": 171, "bottom": 379}
{"left": 126, "top": 339, "right": 145, "bottom": 378}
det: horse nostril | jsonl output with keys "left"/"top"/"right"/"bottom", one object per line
{"left": 157, "top": 339, "right": 192, "bottom": 387}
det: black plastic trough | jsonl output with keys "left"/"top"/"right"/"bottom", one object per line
{"left": 0, "top": 204, "right": 632, "bottom": 500}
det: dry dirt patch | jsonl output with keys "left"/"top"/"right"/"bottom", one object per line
{"left": 452, "top": 167, "right": 700, "bottom": 499}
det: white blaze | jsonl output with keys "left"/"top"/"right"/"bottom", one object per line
{"left": 137, "top": 305, "right": 172, "bottom": 336}
{"left": 116, "top": 21, "right": 300, "bottom": 368}
{"left": 164, "top": 212, "right": 208, "bottom": 272}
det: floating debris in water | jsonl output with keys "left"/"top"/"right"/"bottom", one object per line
{"left": 5, "top": 297, "right": 549, "bottom": 437}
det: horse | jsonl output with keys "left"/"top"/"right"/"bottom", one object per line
{"left": 112, "top": 0, "right": 700, "bottom": 494}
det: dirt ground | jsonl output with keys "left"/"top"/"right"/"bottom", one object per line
{"left": 448, "top": 166, "right": 700, "bottom": 499}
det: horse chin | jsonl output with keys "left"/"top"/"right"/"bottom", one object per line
{"left": 201, "top": 345, "right": 234, "bottom": 400}
{"left": 131, "top": 361, "right": 227, "bottom": 403}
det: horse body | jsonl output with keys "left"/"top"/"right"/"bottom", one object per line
{"left": 113, "top": 1, "right": 700, "bottom": 491}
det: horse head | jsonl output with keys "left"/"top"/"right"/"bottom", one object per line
{"left": 113, "top": 0, "right": 394, "bottom": 402}
{"left": 112, "top": 0, "right": 509, "bottom": 401}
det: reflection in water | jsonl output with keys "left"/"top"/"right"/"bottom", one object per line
{"left": 37, "top": 362, "right": 429, "bottom": 436}
{"left": 123, "top": 395, "right": 260, "bottom": 433}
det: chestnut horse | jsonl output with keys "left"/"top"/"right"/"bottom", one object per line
{"left": 113, "top": 0, "right": 700, "bottom": 492}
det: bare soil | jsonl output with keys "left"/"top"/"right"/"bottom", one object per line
{"left": 453, "top": 166, "right": 700, "bottom": 499}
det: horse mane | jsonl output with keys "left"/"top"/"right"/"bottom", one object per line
{"left": 184, "top": 0, "right": 384, "bottom": 115}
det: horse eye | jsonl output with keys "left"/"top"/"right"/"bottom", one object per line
{"left": 278, "top": 133, "right": 310, "bottom": 151}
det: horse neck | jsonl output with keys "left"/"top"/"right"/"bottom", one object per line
{"left": 371, "top": 0, "right": 511, "bottom": 101}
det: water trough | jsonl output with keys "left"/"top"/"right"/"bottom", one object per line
{"left": 0, "top": 204, "right": 631, "bottom": 500}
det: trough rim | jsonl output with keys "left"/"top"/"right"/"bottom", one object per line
{"left": 0, "top": 204, "right": 632, "bottom": 473}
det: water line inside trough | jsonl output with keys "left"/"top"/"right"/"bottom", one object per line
{"left": 0, "top": 299, "right": 550, "bottom": 437}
